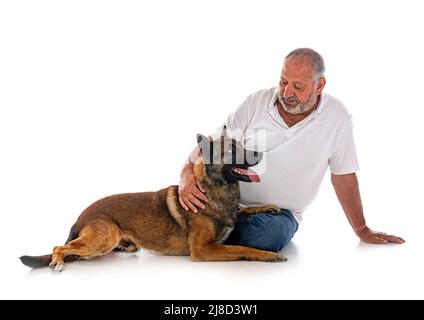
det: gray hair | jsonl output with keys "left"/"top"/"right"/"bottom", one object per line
{"left": 285, "top": 48, "right": 325, "bottom": 81}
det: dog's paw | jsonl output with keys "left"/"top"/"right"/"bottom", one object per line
{"left": 262, "top": 205, "right": 281, "bottom": 213}
{"left": 49, "top": 261, "right": 66, "bottom": 272}
{"left": 266, "top": 253, "right": 288, "bottom": 262}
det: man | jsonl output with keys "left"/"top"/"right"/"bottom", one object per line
{"left": 178, "top": 48, "right": 404, "bottom": 252}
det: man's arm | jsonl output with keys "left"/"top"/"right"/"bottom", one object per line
{"left": 178, "top": 147, "right": 208, "bottom": 213}
{"left": 331, "top": 172, "right": 405, "bottom": 244}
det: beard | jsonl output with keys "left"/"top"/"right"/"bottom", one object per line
{"left": 278, "top": 92, "right": 318, "bottom": 115}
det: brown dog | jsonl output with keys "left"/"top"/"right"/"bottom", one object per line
{"left": 20, "top": 132, "right": 287, "bottom": 271}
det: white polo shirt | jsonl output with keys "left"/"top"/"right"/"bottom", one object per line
{"left": 215, "top": 87, "right": 359, "bottom": 223}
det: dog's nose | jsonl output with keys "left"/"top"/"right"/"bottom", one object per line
{"left": 253, "top": 151, "right": 259, "bottom": 157}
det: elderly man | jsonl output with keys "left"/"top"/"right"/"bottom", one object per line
{"left": 178, "top": 48, "right": 404, "bottom": 252}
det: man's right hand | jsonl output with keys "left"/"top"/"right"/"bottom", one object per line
{"left": 178, "top": 169, "right": 208, "bottom": 213}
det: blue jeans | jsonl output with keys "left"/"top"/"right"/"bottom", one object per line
{"left": 225, "top": 209, "right": 298, "bottom": 252}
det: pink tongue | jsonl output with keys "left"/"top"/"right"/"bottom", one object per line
{"left": 238, "top": 168, "right": 260, "bottom": 183}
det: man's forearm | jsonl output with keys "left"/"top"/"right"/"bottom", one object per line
{"left": 331, "top": 173, "right": 367, "bottom": 235}
{"left": 180, "top": 147, "right": 199, "bottom": 176}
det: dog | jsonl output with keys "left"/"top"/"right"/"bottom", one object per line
{"left": 20, "top": 130, "right": 287, "bottom": 271}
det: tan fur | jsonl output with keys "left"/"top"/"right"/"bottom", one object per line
{"left": 188, "top": 214, "right": 283, "bottom": 262}
{"left": 238, "top": 205, "right": 281, "bottom": 216}
{"left": 193, "top": 157, "right": 206, "bottom": 182}
{"left": 166, "top": 187, "right": 187, "bottom": 230}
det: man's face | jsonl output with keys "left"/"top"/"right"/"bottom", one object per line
{"left": 278, "top": 57, "right": 325, "bottom": 115}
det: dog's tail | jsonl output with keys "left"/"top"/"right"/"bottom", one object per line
{"left": 19, "top": 224, "right": 80, "bottom": 269}
{"left": 19, "top": 254, "right": 52, "bottom": 268}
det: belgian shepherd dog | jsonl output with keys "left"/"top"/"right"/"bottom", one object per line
{"left": 20, "top": 130, "right": 286, "bottom": 271}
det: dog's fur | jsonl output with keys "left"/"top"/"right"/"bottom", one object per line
{"left": 20, "top": 133, "right": 286, "bottom": 271}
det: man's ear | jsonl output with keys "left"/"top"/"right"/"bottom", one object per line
{"left": 316, "top": 77, "right": 326, "bottom": 94}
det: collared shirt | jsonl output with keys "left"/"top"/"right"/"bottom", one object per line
{"left": 213, "top": 87, "right": 359, "bottom": 223}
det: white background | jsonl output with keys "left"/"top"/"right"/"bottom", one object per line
{"left": 1, "top": 0, "right": 423, "bottom": 299}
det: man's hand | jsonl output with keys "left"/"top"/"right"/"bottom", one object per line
{"left": 356, "top": 226, "right": 405, "bottom": 244}
{"left": 178, "top": 167, "right": 208, "bottom": 213}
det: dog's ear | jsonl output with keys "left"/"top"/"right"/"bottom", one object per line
{"left": 196, "top": 134, "right": 212, "bottom": 163}
{"left": 196, "top": 134, "right": 209, "bottom": 154}
{"left": 221, "top": 125, "right": 227, "bottom": 137}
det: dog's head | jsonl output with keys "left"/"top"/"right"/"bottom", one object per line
{"left": 196, "top": 127, "right": 262, "bottom": 184}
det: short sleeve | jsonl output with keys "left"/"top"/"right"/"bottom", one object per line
{"left": 329, "top": 118, "right": 360, "bottom": 175}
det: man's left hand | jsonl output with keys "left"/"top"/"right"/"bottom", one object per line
{"left": 357, "top": 226, "right": 405, "bottom": 244}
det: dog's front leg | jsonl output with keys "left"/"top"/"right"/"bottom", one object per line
{"left": 191, "top": 243, "right": 287, "bottom": 262}
{"left": 237, "top": 205, "right": 280, "bottom": 216}
{"left": 188, "top": 215, "right": 287, "bottom": 262}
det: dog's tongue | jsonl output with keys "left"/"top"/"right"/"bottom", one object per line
{"left": 238, "top": 168, "right": 260, "bottom": 183}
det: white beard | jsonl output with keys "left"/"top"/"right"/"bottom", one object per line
{"left": 278, "top": 93, "right": 317, "bottom": 115}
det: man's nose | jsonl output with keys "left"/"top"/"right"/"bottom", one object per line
{"left": 283, "top": 85, "right": 295, "bottom": 98}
